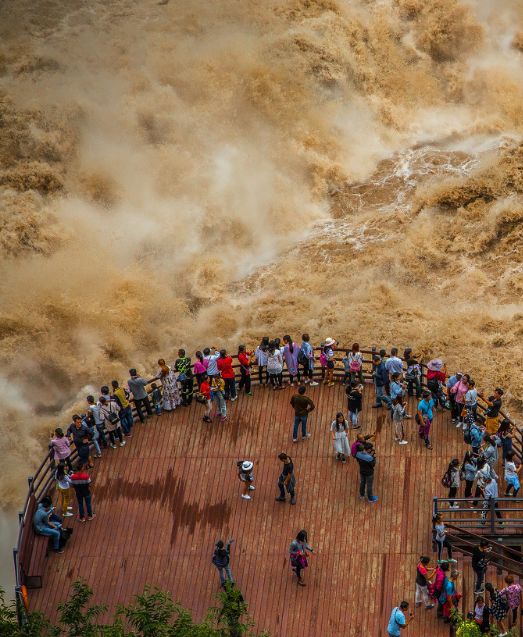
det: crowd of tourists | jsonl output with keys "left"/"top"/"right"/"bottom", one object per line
{"left": 33, "top": 336, "right": 521, "bottom": 634}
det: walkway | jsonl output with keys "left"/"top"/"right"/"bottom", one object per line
{"left": 30, "top": 383, "right": 465, "bottom": 636}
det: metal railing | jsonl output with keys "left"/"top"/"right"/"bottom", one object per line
{"left": 433, "top": 497, "right": 523, "bottom": 533}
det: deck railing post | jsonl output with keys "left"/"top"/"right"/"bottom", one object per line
{"left": 432, "top": 496, "right": 438, "bottom": 519}
{"left": 489, "top": 498, "right": 495, "bottom": 534}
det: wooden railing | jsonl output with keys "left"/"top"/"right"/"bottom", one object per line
{"left": 12, "top": 345, "right": 523, "bottom": 622}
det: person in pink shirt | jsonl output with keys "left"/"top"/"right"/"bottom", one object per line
{"left": 49, "top": 428, "right": 72, "bottom": 470}
{"left": 193, "top": 351, "right": 208, "bottom": 389}
{"left": 500, "top": 574, "right": 522, "bottom": 629}
{"left": 451, "top": 373, "right": 470, "bottom": 428}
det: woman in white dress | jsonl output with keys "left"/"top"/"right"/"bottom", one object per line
{"left": 157, "top": 358, "right": 181, "bottom": 411}
{"left": 330, "top": 412, "right": 350, "bottom": 462}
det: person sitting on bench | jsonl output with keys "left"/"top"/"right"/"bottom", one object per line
{"left": 33, "top": 496, "right": 64, "bottom": 554}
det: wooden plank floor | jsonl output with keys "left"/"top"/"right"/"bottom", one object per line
{"left": 29, "top": 383, "right": 499, "bottom": 636}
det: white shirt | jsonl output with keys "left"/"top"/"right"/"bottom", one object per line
{"left": 505, "top": 461, "right": 518, "bottom": 480}
{"left": 484, "top": 480, "right": 499, "bottom": 499}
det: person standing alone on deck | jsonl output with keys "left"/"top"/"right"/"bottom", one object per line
{"left": 212, "top": 539, "right": 235, "bottom": 588}
{"left": 289, "top": 529, "right": 313, "bottom": 586}
{"left": 290, "top": 385, "right": 315, "bottom": 442}
{"left": 276, "top": 453, "right": 297, "bottom": 505}
{"left": 356, "top": 442, "right": 378, "bottom": 503}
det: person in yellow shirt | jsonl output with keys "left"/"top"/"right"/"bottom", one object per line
{"left": 111, "top": 379, "right": 134, "bottom": 436}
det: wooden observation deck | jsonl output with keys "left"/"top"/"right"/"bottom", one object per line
{"left": 22, "top": 380, "right": 514, "bottom": 637}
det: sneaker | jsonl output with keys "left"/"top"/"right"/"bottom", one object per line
{"left": 77, "top": 516, "right": 86, "bottom": 523}
{"left": 359, "top": 495, "right": 365, "bottom": 500}
{"left": 447, "top": 558, "right": 457, "bottom": 563}
{"left": 328, "top": 382, "right": 335, "bottom": 387}
{"left": 246, "top": 392, "right": 253, "bottom": 397}
{"left": 110, "top": 444, "right": 116, "bottom": 449}
{"left": 95, "top": 453, "right": 102, "bottom": 458}
{"left": 450, "top": 504, "right": 460, "bottom": 509}
{"left": 451, "top": 418, "right": 457, "bottom": 423}
{"left": 275, "top": 497, "right": 286, "bottom": 502}
{"left": 304, "top": 433, "right": 311, "bottom": 439}
{"left": 53, "top": 548, "right": 65, "bottom": 554}
{"left": 399, "top": 440, "right": 409, "bottom": 445}
{"left": 297, "top": 580, "right": 306, "bottom": 586}
{"left": 67, "top": 506, "right": 73, "bottom": 510}
{"left": 230, "top": 397, "right": 238, "bottom": 402}
{"left": 248, "top": 485, "right": 256, "bottom": 491}
{"left": 455, "top": 422, "right": 462, "bottom": 428}
{"left": 425, "top": 604, "right": 435, "bottom": 610}
{"left": 309, "top": 381, "right": 319, "bottom": 386}
{"left": 241, "top": 494, "right": 251, "bottom": 500}
{"left": 290, "top": 496, "right": 296, "bottom": 505}
{"left": 368, "top": 496, "right": 379, "bottom": 503}
{"left": 292, "top": 438, "right": 298, "bottom": 443}
{"left": 220, "top": 416, "right": 228, "bottom": 422}
{"left": 87, "top": 514, "right": 96, "bottom": 521}
{"left": 341, "top": 457, "right": 346, "bottom": 464}
{"left": 63, "top": 512, "right": 74, "bottom": 517}
{"left": 394, "top": 437, "right": 400, "bottom": 442}
{"left": 120, "top": 441, "right": 126, "bottom": 447}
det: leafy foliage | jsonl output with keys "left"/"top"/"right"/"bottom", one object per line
{"left": 1, "top": 580, "right": 266, "bottom": 637}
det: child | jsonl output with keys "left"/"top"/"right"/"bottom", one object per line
{"left": 346, "top": 380, "right": 363, "bottom": 429}
{"left": 200, "top": 374, "right": 212, "bottom": 423}
{"left": 341, "top": 351, "right": 351, "bottom": 385}
{"left": 322, "top": 338, "right": 336, "bottom": 386}
{"left": 237, "top": 460, "right": 255, "bottom": 500}
{"left": 504, "top": 451, "right": 521, "bottom": 497}
{"left": 77, "top": 436, "right": 93, "bottom": 468}
{"left": 392, "top": 396, "right": 408, "bottom": 445}
{"left": 151, "top": 383, "right": 162, "bottom": 416}
{"left": 473, "top": 595, "right": 490, "bottom": 633}
{"left": 211, "top": 376, "right": 227, "bottom": 421}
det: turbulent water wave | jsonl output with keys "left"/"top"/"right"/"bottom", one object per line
{"left": 0, "top": 0, "right": 523, "bottom": 516}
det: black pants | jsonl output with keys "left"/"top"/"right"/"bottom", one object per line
{"left": 436, "top": 538, "right": 452, "bottom": 561}
{"left": 269, "top": 373, "right": 282, "bottom": 388}
{"left": 239, "top": 370, "right": 251, "bottom": 393}
{"left": 96, "top": 423, "right": 108, "bottom": 448}
{"left": 195, "top": 373, "right": 206, "bottom": 388}
{"left": 465, "top": 480, "right": 474, "bottom": 498}
{"left": 258, "top": 366, "right": 268, "bottom": 384}
{"left": 301, "top": 363, "right": 313, "bottom": 380}
{"left": 134, "top": 396, "right": 152, "bottom": 422}
{"left": 449, "top": 486, "right": 458, "bottom": 506}
{"left": 474, "top": 566, "right": 486, "bottom": 592}
{"left": 108, "top": 427, "right": 123, "bottom": 444}
{"left": 224, "top": 378, "right": 236, "bottom": 400}
{"left": 278, "top": 480, "right": 294, "bottom": 499}
{"left": 180, "top": 379, "right": 193, "bottom": 405}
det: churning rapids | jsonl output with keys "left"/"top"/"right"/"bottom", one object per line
{"left": 1, "top": 0, "right": 523, "bottom": 586}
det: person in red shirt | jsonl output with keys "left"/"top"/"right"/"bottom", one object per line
{"left": 217, "top": 349, "right": 237, "bottom": 401}
{"left": 237, "top": 344, "right": 253, "bottom": 397}
{"left": 200, "top": 375, "right": 212, "bottom": 423}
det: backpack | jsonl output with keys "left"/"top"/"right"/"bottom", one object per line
{"left": 298, "top": 345, "right": 308, "bottom": 366}
{"left": 349, "top": 359, "right": 362, "bottom": 372}
{"left": 441, "top": 470, "right": 451, "bottom": 489}
{"left": 463, "top": 427, "right": 472, "bottom": 445}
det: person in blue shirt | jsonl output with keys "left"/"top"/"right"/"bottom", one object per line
{"left": 417, "top": 390, "right": 435, "bottom": 450}
{"left": 372, "top": 355, "right": 392, "bottom": 408}
{"left": 387, "top": 600, "right": 413, "bottom": 636}
{"left": 33, "top": 496, "right": 63, "bottom": 553}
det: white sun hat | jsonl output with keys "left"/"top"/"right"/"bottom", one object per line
{"left": 325, "top": 337, "right": 336, "bottom": 346}
{"left": 241, "top": 460, "right": 253, "bottom": 472}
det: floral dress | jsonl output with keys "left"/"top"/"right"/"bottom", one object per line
{"left": 159, "top": 366, "right": 181, "bottom": 410}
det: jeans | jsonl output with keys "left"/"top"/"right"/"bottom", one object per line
{"left": 349, "top": 409, "right": 359, "bottom": 427}
{"left": 224, "top": 378, "right": 237, "bottom": 400}
{"left": 215, "top": 564, "right": 234, "bottom": 586}
{"left": 301, "top": 362, "right": 313, "bottom": 380}
{"left": 474, "top": 567, "right": 486, "bottom": 592}
{"left": 374, "top": 384, "right": 391, "bottom": 407}
{"left": 258, "top": 366, "right": 268, "bottom": 384}
{"left": 95, "top": 423, "right": 107, "bottom": 448}
{"left": 359, "top": 473, "right": 374, "bottom": 499}
{"left": 214, "top": 392, "right": 226, "bottom": 417}
{"left": 134, "top": 396, "right": 153, "bottom": 422}
{"left": 293, "top": 415, "right": 308, "bottom": 439}
{"left": 37, "top": 526, "right": 61, "bottom": 550}
{"left": 239, "top": 370, "right": 251, "bottom": 393}
{"left": 154, "top": 402, "right": 162, "bottom": 416}
{"left": 88, "top": 426, "right": 101, "bottom": 455}
{"left": 76, "top": 493, "right": 93, "bottom": 519}
{"left": 119, "top": 406, "right": 134, "bottom": 434}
